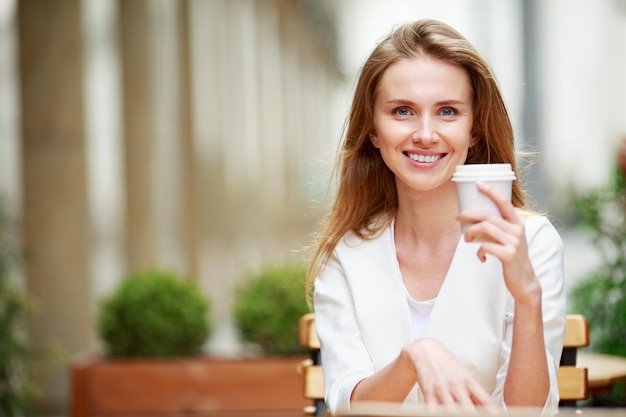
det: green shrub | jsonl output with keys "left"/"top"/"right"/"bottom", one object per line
{"left": 98, "top": 270, "right": 211, "bottom": 358}
{"left": 233, "top": 262, "right": 310, "bottom": 356}
{"left": 570, "top": 168, "right": 626, "bottom": 356}
{"left": 0, "top": 197, "right": 36, "bottom": 416}
{"left": 570, "top": 168, "right": 626, "bottom": 406}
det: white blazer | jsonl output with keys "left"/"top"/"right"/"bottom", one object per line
{"left": 313, "top": 215, "right": 566, "bottom": 415}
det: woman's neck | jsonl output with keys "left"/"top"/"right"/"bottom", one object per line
{"left": 394, "top": 183, "right": 461, "bottom": 245}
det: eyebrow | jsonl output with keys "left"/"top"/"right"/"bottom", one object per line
{"left": 385, "top": 98, "right": 468, "bottom": 106}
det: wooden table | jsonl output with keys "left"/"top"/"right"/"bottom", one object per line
{"left": 578, "top": 352, "right": 626, "bottom": 394}
{"left": 337, "top": 353, "right": 626, "bottom": 416}
{"left": 340, "top": 402, "right": 626, "bottom": 416}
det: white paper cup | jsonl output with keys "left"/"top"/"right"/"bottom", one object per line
{"left": 452, "top": 163, "right": 516, "bottom": 235}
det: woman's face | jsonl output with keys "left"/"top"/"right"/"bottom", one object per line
{"left": 371, "top": 56, "right": 474, "bottom": 194}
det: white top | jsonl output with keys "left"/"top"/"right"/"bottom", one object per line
{"left": 405, "top": 294, "right": 436, "bottom": 340}
{"left": 314, "top": 215, "right": 567, "bottom": 416}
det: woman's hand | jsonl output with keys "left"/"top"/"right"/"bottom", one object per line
{"left": 352, "top": 338, "right": 494, "bottom": 408}
{"left": 403, "top": 338, "right": 494, "bottom": 407}
{"left": 457, "top": 182, "right": 540, "bottom": 303}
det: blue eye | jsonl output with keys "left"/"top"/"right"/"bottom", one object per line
{"left": 440, "top": 107, "right": 456, "bottom": 117}
{"left": 394, "top": 107, "right": 411, "bottom": 116}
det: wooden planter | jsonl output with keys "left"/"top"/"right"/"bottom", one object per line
{"left": 70, "top": 356, "right": 310, "bottom": 416}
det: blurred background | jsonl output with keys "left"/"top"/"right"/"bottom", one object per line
{"left": 1, "top": 0, "right": 626, "bottom": 414}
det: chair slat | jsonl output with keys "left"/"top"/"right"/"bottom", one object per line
{"left": 564, "top": 314, "right": 590, "bottom": 348}
{"left": 558, "top": 366, "right": 589, "bottom": 401}
{"left": 299, "top": 313, "right": 320, "bottom": 349}
{"left": 303, "top": 364, "right": 324, "bottom": 399}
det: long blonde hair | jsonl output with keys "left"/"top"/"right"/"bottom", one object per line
{"left": 306, "top": 19, "right": 526, "bottom": 297}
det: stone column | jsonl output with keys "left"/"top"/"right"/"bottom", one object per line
{"left": 188, "top": 0, "right": 235, "bottom": 327}
{"left": 177, "top": 0, "right": 199, "bottom": 280}
{"left": 119, "top": 0, "right": 157, "bottom": 272}
{"left": 149, "top": 0, "right": 192, "bottom": 276}
{"left": 17, "top": 0, "right": 90, "bottom": 412}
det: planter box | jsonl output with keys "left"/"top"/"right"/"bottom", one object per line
{"left": 70, "top": 356, "right": 310, "bottom": 416}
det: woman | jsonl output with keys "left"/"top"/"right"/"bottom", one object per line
{"left": 306, "top": 19, "right": 566, "bottom": 415}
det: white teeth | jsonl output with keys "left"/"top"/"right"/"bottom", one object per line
{"left": 409, "top": 153, "right": 441, "bottom": 163}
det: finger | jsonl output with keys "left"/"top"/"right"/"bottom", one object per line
{"left": 458, "top": 213, "right": 498, "bottom": 244}
{"left": 457, "top": 209, "right": 518, "bottom": 237}
{"left": 437, "top": 389, "right": 458, "bottom": 408}
{"left": 468, "top": 382, "right": 495, "bottom": 406}
{"left": 423, "top": 395, "right": 434, "bottom": 407}
{"left": 464, "top": 218, "right": 519, "bottom": 249}
{"left": 452, "top": 388, "right": 477, "bottom": 408}
{"left": 456, "top": 208, "right": 493, "bottom": 224}
{"left": 423, "top": 390, "right": 444, "bottom": 410}
{"left": 477, "top": 239, "right": 522, "bottom": 265}
{"left": 436, "top": 379, "right": 479, "bottom": 409}
{"left": 463, "top": 219, "right": 507, "bottom": 244}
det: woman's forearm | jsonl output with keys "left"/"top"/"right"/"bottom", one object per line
{"left": 504, "top": 282, "right": 550, "bottom": 406}
{"left": 351, "top": 348, "right": 417, "bottom": 403}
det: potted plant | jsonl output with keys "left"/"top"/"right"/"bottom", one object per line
{"left": 71, "top": 265, "right": 312, "bottom": 416}
{"left": 70, "top": 270, "right": 216, "bottom": 417}
{"left": 233, "top": 261, "right": 310, "bottom": 357}
{"left": 196, "top": 261, "right": 312, "bottom": 413}
{"left": 569, "top": 167, "right": 626, "bottom": 406}
{"left": 98, "top": 270, "right": 211, "bottom": 359}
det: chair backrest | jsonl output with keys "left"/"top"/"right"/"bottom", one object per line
{"left": 299, "top": 313, "right": 589, "bottom": 412}
{"left": 299, "top": 312, "right": 320, "bottom": 350}
{"left": 557, "top": 314, "right": 590, "bottom": 405}
{"left": 298, "top": 313, "right": 325, "bottom": 416}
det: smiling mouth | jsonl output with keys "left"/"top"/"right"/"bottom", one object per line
{"left": 405, "top": 152, "right": 445, "bottom": 163}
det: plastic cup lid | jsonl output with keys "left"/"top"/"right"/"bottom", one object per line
{"left": 452, "top": 163, "right": 516, "bottom": 181}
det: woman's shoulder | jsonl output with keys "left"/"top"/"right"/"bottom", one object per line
{"left": 517, "top": 210, "right": 556, "bottom": 226}
{"left": 337, "top": 217, "right": 393, "bottom": 251}
{"left": 518, "top": 211, "right": 563, "bottom": 246}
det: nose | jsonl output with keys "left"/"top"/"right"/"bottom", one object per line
{"left": 411, "top": 115, "right": 437, "bottom": 144}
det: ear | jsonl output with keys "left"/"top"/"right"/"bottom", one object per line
{"left": 370, "top": 134, "right": 380, "bottom": 148}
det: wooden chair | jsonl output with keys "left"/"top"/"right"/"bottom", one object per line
{"left": 299, "top": 313, "right": 325, "bottom": 416}
{"left": 558, "top": 314, "right": 590, "bottom": 406}
{"left": 298, "top": 313, "right": 589, "bottom": 414}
